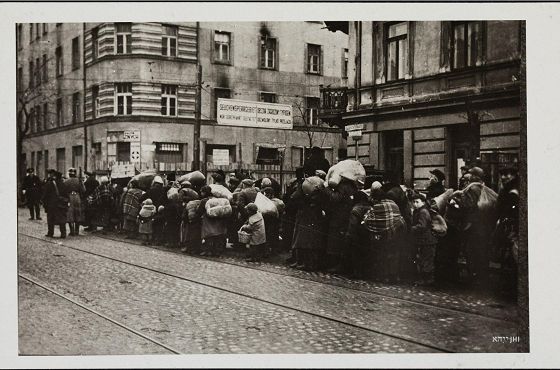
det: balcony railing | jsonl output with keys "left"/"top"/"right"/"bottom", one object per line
{"left": 320, "top": 87, "right": 348, "bottom": 115}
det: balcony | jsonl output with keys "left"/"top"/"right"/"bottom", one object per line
{"left": 319, "top": 86, "right": 348, "bottom": 128}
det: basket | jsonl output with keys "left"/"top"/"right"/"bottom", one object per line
{"left": 238, "top": 230, "right": 251, "bottom": 244}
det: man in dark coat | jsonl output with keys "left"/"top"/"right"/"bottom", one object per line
{"left": 22, "top": 168, "right": 43, "bottom": 220}
{"left": 303, "top": 146, "right": 330, "bottom": 177}
{"left": 42, "top": 169, "right": 68, "bottom": 238}
{"left": 83, "top": 172, "right": 99, "bottom": 231}
{"left": 140, "top": 176, "right": 167, "bottom": 209}
{"left": 426, "top": 169, "right": 446, "bottom": 200}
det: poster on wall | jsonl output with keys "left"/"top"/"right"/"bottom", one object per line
{"left": 212, "top": 149, "right": 230, "bottom": 166}
{"left": 217, "top": 98, "right": 293, "bottom": 130}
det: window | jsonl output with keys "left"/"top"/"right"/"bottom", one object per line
{"left": 91, "top": 27, "right": 99, "bottom": 60}
{"left": 35, "top": 23, "right": 40, "bottom": 40}
{"left": 72, "top": 145, "right": 83, "bottom": 168}
{"left": 452, "top": 21, "right": 480, "bottom": 70}
{"left": 29, "top": 24, "right": 33, "bottom": 43}
{"left": 214, "top": 31, "right": 230, "bottom": 63}
{"left": 56, "top": 98, "right": 63, "bottom": 126}
{"left": 31, "top": 152, "right": 35, "bottom": 171}
{"left": 115, "top": 83, "right": 132, "bottom": 115}
{"left": 115, "top": 23, "right": 132, "bottom": 54}
{"left": 36, "top": 151, "right": 43, "bottom": 177}
{"left": 42, "top": 23, "right": 48, "bottom": 35}
{"left": 155, "top": 142, "right": 185, "bottom": 164}
{"left": 161, "top": 25, "right": 177, "bottom": 57}
{"left": 259, "top": 92, "right": 276, "bottom": 103}
{"left": 35, "top": 105, "right": 42, "bottom": 132}
{"left": 305, "top": 97, "right": 320, "bottom": 126}
{"left": 72, "top": 92, "right": 81, "bottom": 123}
{"left": 17, "top": 24, "right": 22, "bottom": 49}
{"left": 342, "top": 48, "right": 349, "bottom": 78}
{"left": 92, "top": 142, "right": 102, "bottom": 159}
{"left": 56, "top": 148, "right": 66, "bottom": 174}
{"left": 17, "top": 67, "right": 22, "bottom": 91}
{"left": 260, "top": 36, "right": 277, "bottom": 69}
{"left": 306, "top": 44, "right": 321, "bottom": 74}
{"left": 28, "top": 60, "right": 34, "bottom": 88}
{"left": 42, "top": 54, "right": 48, "bottom": 83}
{"left": 44, "top": 150, "right": 49, "bottom": 176}
{"left": 56, "top": 23, "right": 62, "bottom": 28}
{"left": 92, "top": 85, "right": 100, "bottom": 118}
{"left": 161, "top": 85, "right": 177, "bottom": 116}
{"left": 29, "top": 107, "right": 35, "bottom": 133}
{"left": 72, "top": 36, "right": 80, "bottom": 70}
{"left": 205, "top": 144, "right": 236, "bottom": 164}
{"left": 213, "top": 88, "right": 231, "bottom": 118}
{"left": 385, "top": 22, "right": 409, "bottom": 81}
{"left": 43, "top": 102, "right": 48, "bottom": 129}
{"left": 55, "top": 46, "right": 63, "bottom": 77}
{"left": 35, "top": 57, "right": 41, "bottom": 86}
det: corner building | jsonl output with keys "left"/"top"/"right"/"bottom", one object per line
{"left": 320, "top": 21, "right": 522, "bottom": 190}
{"left": 17, "top": 22, "right": 348, "bottom": 185}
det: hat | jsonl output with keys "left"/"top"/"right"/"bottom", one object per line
{"left": 245, "top": 203, "right": 258, "bottom": 214}
{"left": 261, "top": 178, "right": 272, "bottom": 187}
{"left": 429, "top": 169, "right": 446, "bottom": 182}
{"left": 152, "top": 176, "right": 164, "bottom": 185}
{"left": 241, "top": 179, "right": 254, "bottom": 187}
{"left": 26, "top": 167, "right": 34, "bottom": 173}
{"left": 158, "top": 205, "right": 164, "bottom": 212}
{"left": 468, "top": 166, "right": 484, "bottom": 179}
{"left": 370, "top": 181, "right": 383, "bottom": 191}
{"left": 143, "top": 199, "right": 153, "bottom": 206}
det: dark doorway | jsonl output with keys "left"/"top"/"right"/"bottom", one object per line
{"left": 116, "top": 142, "right": 130, "bottom": 162}
{"left": 383, "top": 130, "right": 404, "bottom": 184}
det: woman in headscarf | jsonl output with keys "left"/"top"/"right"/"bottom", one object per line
{"left": 121, "top": 179, "right": 145, "bottom": 239}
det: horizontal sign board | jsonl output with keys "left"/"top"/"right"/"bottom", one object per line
{"left": 217, "top": 98, "right": 293, "bottom": 130}
{"left": 348, "top": 130, "right": 363, "bottom": 137}
{"left": 123, "top": 130, "right": 141, "bottom": 142}
{"left": 345, "top": 123, "right": 364, "bottom": 132}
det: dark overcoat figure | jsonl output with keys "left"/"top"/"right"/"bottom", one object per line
{"left": 64, "top": 168, "right": 86, "bottom": 235}
{"left": 22, "top": 168, "right": 43, "bottom": 220}
{"left": 42, "top": 171, "right": 68, "bottom": 237}
{"left": 83, "top": 173, "right": 99, "bottom": 230}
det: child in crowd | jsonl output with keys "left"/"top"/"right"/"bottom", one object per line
{"left": 138, "top": 199, "right": 157, "bottom": 245}
{"left": 152, "top": 205, "right": 166, "bottom": 244}
{"left": 411, "top": 193, "right": 438, "bottom": 286}
{"left": 240, "top": 203, "right": 266, "bottom": 262}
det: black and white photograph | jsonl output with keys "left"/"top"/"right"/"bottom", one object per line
{"left": 4, "top": 1, "right": 560, "bottom": 368}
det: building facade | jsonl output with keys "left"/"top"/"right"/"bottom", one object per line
{"left": 320, "top": 21, "right": 522, "bottom": 190}
{"left": 17, "top": 22, "right": 348, "bottom": 184}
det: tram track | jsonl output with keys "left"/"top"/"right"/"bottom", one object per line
{"left": 19, "top": 232, "right": 459, "bottom": 353}
{"left": 19, "top": 273, "right": 181, "bottom": 355}
{"left": 90, "top": 231, "right": 515, "bottom": 323}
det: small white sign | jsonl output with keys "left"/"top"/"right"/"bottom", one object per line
{"left": 349, "top": 130, "right": 362, "bottom": 138}
{"left": 130, "top": 142, "right": 141, "bottom": 163}
{"left": 345, "top": 123, "right": 364, "bottom": 132}
{"left": 212, "top": 149, "right": 230, "bottom": 166}
{"left": 111, "top": 164, "right": 135, "bottom": 178}
{"left": 123, "top": 130, "right": 141, "bottom": 142}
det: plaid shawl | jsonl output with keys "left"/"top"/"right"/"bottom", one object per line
{"left": 122, "top": 188, "right": 144, "bottom": 219}
{"left": 90, "top": 184, "right": 113, "bottom": 207}
{"left": 362, "top": 199, "right": 406, "bottom": 239}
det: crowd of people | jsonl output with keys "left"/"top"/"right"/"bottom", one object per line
{"left": 21, "top": 147, "right": 520, "bottom": 298}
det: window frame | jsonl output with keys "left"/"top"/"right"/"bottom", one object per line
{"left": 213, "top": 31, "right": 231, "bottom": 64}
{"left": 161, "top": 24, "right": 178, "bottom": 57}
{"left": 342, "top": 48, "right": 349, "bottom": 79}
{"left": 29, "top": 24, "right": 33, "bottom": 44}
{"left": 43, "top": 102, "right": 48, "bottom": 129}
{"left": 91, "top": 27, "right": 100, "bottom": 60}
{"left": 305, "top": 96, "right": 321, "bottom": 126}
{"left": 35, "top": 105, "right": 42, "bottom": 132}
{"left": 451, "top": 21, "right": 480, "bottom": 71}
{"left": 35, "top": 57, "right": 41, "bottom": 86}
{"left": 72, "top": 36, "right": 80, "bottom": 70}
{"left": 259, "top": 92, "right": 277, "bottom": 104}
{"left": 56, "top": 98, "right": 63, "bottom": 127}
{"left": 55, "top": 46, "right": 63, "bottom": 77}
{"left": 259, "top": 36, "right": 277, "bottom": 70}
{"left": 213, "top": 87, "right": 231, "bottom": 119}
{"left": 160, "top": 84, "right": 178, "bottom": 116}
{"left": 72, "top": 92, "right": 81, "bottom": 123}
{"left": 42, "top": 54, "right": 48, "bottom": 83}
{"left": 92, "top": 85, "right": 100, "bottom": 119}
{"left": 17, "top": 24, "right": 22, "bottom": 49}
{"left": 384, "top": 21, "right": 409, "bottom": 82}
{"left": 306, "top": 43, "right": 322, "bottom": 75}
{"left": 115, "top": 22, "right": 132, "bottom": 55}
{"left": 28, "top": 60, "right": 34, "bottom": 88}
{"left": 42, "top": 23, "right": 48, "bottom": 35}
{"left": 115, "top": 83, "right": 133, "bottom": 116}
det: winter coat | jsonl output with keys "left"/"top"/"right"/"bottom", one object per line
{"left": 324, "top": 179, "right": 359, "bottom": 255}
{"left": 84, "top": 177, "right": 99, "bottom": 198}
{"left": 140, "top": 184, "right": 167, "bottom": 209}
{"left": 138, "top": 204, "right": 156, "bottom": 234}
{"left": 64, "top": 177, "right": 85, "bottom": 223}
{"left": 42, "top": 178, "right": 68, "bottom": 225}
{"left": 412, "top": 206, "right": 438, "bottom": 245}
{"left": 241, "top": 211, "right": 266, "bottom": 245}
{"left": 291, "top": 188, "right": 328, "bottom": 251}
{"left": 22, "top": 174, "right": 43, "bottom": 202}
{"left": 197, "top": 197, "right": 228, "bottom": 239}
{"left": 426, "top": 182, "right": 446, "bottom": 200}
{"left": 122, "top": 188, "right": 145, "bottom": 221}
{"left": 384, "top": 183, "right": 412, "bottom": 228}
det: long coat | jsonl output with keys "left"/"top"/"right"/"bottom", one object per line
{"left": 291, "top": 189, "right": 328, "bottom": 251}
{"left": 22, "top": 174, "right": 43, "bottom": 203}
{"left": 324, "top": 180, "right": 359, "bottom": 256}
{"left": 197, "top": 197, "right": 228, "bottom": 239}
{"left": 64, "top": 177, "right": 85, "bottom": 223}
{"left": 42, "top": 178, "right": 68, "bottom": 225}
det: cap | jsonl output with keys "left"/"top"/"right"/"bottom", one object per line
{"left": 429, "top": 169, "right": 446, "bottom": 182}
{"left": 370, "top": 181, "right": 383, "bottom": 191}
{"left": 245, "top": 203, "right": 258, "bottom": 214}
{"left": 468, "top": 166, "right": 484, "bottom": 179}
{"left": 152, "top": 176, "right": 164, "bottom": 184}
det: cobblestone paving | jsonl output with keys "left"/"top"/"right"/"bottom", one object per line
{"left": 18, "top": 279, "right": 170, "bottom": 355}
{"left": 19, "top": 235, "right": 436, "bottom": 354}
{"left": 19, "top": 213, "right": 518, "bottom": 321}
{"left": 18, "top": 214, "right": 520, "bottom": 353}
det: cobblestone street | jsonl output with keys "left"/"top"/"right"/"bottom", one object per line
{"left": 18, "top": 209, "right": 521, "bottom": 354}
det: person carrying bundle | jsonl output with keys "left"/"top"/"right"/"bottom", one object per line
{"left": 239, "top": 203, "right": 266, "bottom": 262}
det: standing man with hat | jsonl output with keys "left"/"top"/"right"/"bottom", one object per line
{"left": 426, "top": 169, "right": 446, "bottom": 200}
{"left": 22, "top": 167, "right": 43, "bottom": 220}
{"left": 468, "top": 166, "right": 485, "bottom": 184}
{"left": 83, "top": 171, "right": 99, "bottom": 231}
{"left": 64, "top": 168, "right": 86, "bottom": 235}
{"left": 42, "top": 169, "right": 68, "bottom": 238}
